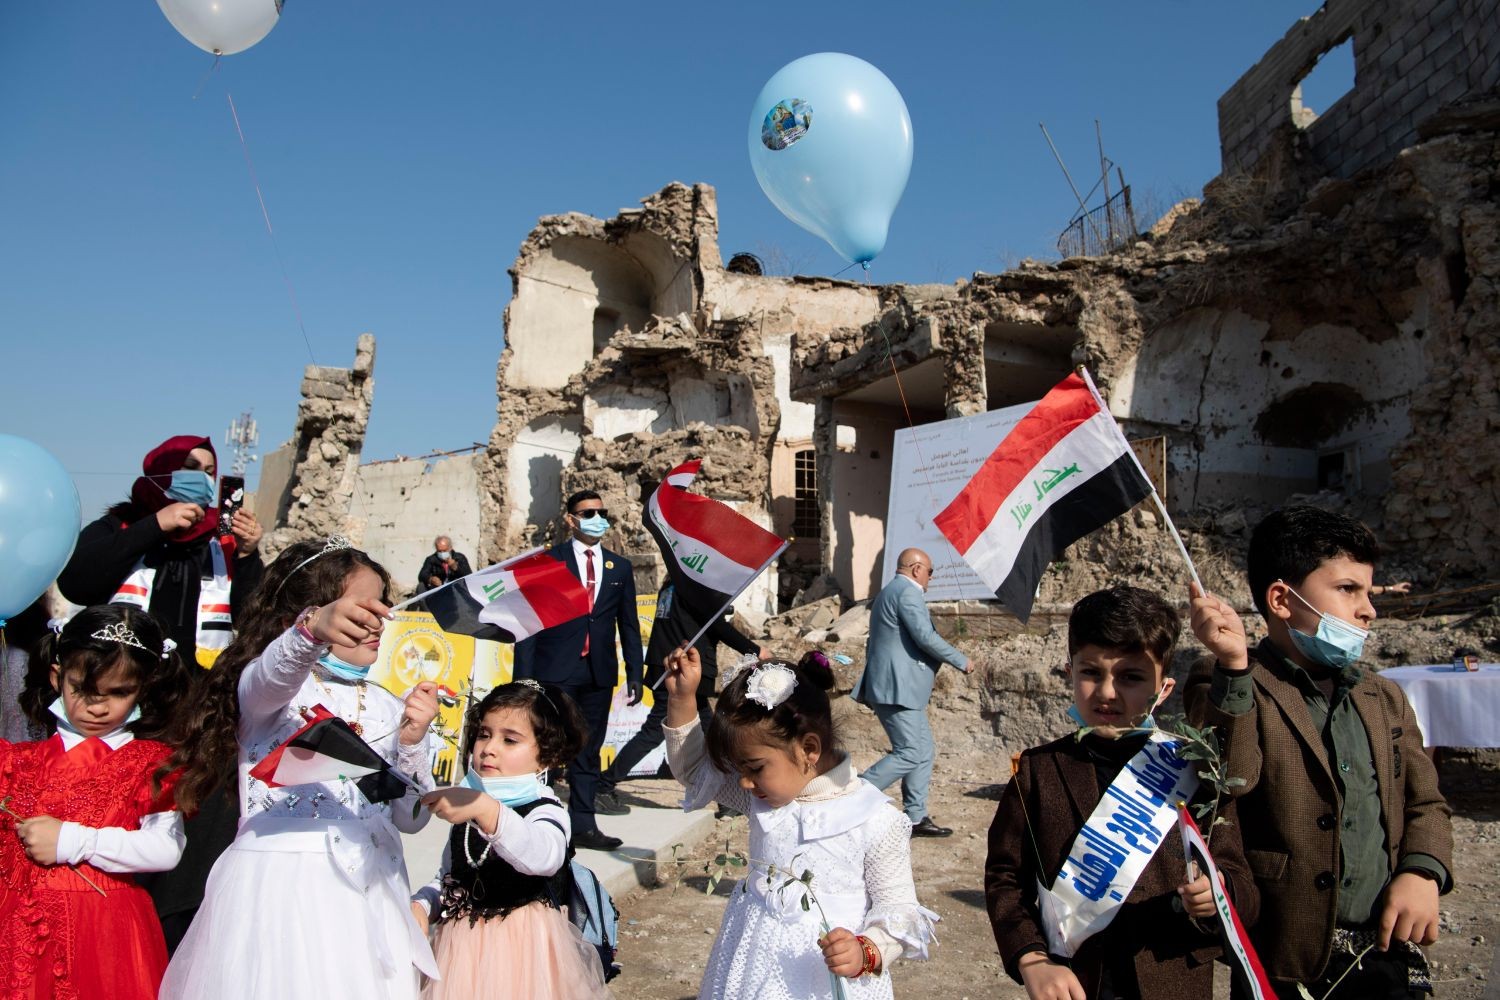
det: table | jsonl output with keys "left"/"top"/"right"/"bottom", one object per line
{"left": 1380, "top": 664, "right": 1500, "bottom": 748}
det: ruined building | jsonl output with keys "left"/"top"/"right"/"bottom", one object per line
{"left": 261, "top": 0, "right": 1500, "bottom": 621}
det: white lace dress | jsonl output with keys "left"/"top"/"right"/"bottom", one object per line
{"left": 665, "top": 718, "right": 938, "bottom": 1000}
{"left": 161, "top": 627, "right": 437, "bottom": 1000}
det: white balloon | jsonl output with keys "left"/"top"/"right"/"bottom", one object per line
{"left": 156, "top": 0, "right": 282, "bottom": 56}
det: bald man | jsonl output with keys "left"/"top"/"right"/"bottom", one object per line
{"left": 853, "top": 548, "right": 970, "bottom": 837}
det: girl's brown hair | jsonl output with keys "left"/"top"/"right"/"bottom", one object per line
{"left": 24, "top": 604, "right": 191, "bottom": 749}
{"left": 463, "top": 681, "right": 587, "bottom": 770}
{"left": 161, "top": 539, "right": 391, "bottom": 813}
{"left": 704, "top": 652, "right": 838, "bottom": 772}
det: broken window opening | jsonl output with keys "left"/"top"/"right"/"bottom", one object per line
{"left": 1317, "top": 444, "right": 1360, "bottom": 494}
{"left": 1291, "top": 36, "right": 1355, "bottom": 129}
{"left": 792, "top": 449, "right": 820, "bottom": 539}
{"left": 592, "top": 307, "right": 622, "bottom": 351}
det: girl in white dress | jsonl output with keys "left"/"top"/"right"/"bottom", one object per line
{"left": 159, "top": 537, "right": 441, "bottom": 1000}
{"left": 662, "top": 648, "right": 938, "bottom": 1000}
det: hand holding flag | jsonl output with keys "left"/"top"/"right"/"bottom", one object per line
{"left": 249, "top": 705, "right": 423, "bottom": 804}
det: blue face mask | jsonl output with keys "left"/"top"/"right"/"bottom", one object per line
{"left": 49, "top": 696, "right": 141, "bottom": 736}
{"left": 164, "top": 469, "right": 215, "bottom": 507}
{"left": 1067, "top": 686, "right": 1166, "bottom": 733}
{"left": 462, "top": 766, "right": 547, "bottom": 808}
{"left": 318, "top": 650, "right": 373, "bottom": 682}
{"left": 1284, "top": 585, "right": 1368, "bottom": 671}
{"left": 576, "top": 513, "right": 610, "bottom": 539}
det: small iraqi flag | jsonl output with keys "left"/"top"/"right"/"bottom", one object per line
{"left": 933, "top": 370, "right": 1153, "bottom": 622}
{"left": 248, "top": 705, "right": 416, "bottom": 804}
{"left": 424, "top": 549, "right": 591, "bottom": 643}
{"left": 645, "top": 460, "right": 788, "bottom": 615}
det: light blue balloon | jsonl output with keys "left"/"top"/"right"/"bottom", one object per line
{"left": 0, "top": 435, "right": 81, "bottom": 620}
{"left": 748, "top": 52, "right": 914, "bottom": 265}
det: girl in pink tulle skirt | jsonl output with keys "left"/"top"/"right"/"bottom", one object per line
{"left": 412, "top": 681, "right": 612, "bottom": 1000}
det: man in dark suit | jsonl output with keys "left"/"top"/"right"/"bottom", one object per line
{"left": 513, "top": 490, "right": 643, "bottom": 852}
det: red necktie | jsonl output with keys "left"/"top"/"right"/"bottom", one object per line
{"left": 582, "top": 549, "right": 595, "bottom": 657}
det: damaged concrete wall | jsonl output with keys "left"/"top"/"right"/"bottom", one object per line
{"left": 262, "top": 334, "right": 376, "bottom": 558}
{"left": 352, "top": 453, "right": 484, "bottom": 597}
{"left": 482, "top": 183, "right": 884, "bottom": 622}
{"left": 1218, "top": 0, "right": 1500, "bottom": 189}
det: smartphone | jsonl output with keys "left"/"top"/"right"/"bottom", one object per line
{"left": 218, "top": 475, "right": 246, "bottom": 537}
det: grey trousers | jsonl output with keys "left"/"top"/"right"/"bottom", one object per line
{"left": 858, "top": 702, "right": 934, "bottom": 822}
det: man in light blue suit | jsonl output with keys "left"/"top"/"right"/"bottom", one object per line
{"left": 853, "top": 547, "right": 970, "bottom": 837}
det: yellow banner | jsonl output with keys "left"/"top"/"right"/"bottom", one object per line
{"left": 370, "top": 598, "right": 657, "bottom": 783}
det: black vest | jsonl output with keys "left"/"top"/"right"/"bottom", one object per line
{"left": 436, "top": 799, "right": 572, "bottom": 925}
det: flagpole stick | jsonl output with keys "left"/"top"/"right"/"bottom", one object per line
{"left": 1076, "top": 366, "right": 1204, "bottom": 593}
{"left": 652, "top": 541, "right": 789, "bottom": 691}
{"left": 1151, "top": 491, "right": 1203, "bottom": 593}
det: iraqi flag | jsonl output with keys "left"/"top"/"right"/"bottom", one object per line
{"left": 424, "top": 549, "right": 591, "bottom": 643}
{"left": 249, "top": 705, "right": 417, "bottom": 804}
{"left": 645, "top": 460, "right": 788, "bottom": 615}
{"left": 933, "top": 371, "right": 1152, "bottom": 622}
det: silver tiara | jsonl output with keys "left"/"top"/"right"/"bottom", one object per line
{"left": 91, "top": 621, "right": 173, "bottom": 658}
{"left": 512, "top": 677, "right": 558, "bottom": 711}
{"left": 277, "top": 535, "right": 356, "bottom": 594}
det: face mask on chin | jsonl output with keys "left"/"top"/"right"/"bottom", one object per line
{"left": 318, "top": 650, "right": 373, "bottom": 682}
{"left": 1283, "top": 583, "right": 1369, "bottom": 671}
{"left": 1067, "top": 685, "right": 1168, "bottom": 735}
{"left": 462, "top": 766, "right": 547, "bottom": 808}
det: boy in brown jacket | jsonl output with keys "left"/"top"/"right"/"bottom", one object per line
{"left": 987, "top": 586, "right": 1258, "bottom": 1000}
{"left": 1186, "top": 506, "right": 1453, "bottom": 999}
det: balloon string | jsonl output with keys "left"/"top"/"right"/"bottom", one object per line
{"left": 226, "top": 91, "right": 318, "bottom": 366}
{"left": 190, "top": 54, "right": 221, "bottom": 102}
{"left": 861, "top": 268, "right": 965, "bottom": 582}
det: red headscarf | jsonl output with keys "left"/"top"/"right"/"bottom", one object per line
{"left": 129, "top": 435, "right": 220, "bottom": 544}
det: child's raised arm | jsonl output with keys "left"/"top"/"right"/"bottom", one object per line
{"left": 237, "top": 596, "right": 392, "bottom": 727}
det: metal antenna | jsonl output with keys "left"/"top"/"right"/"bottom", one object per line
{"left": 226, "top": 411, "right": 260, "bottom": 476}
{"left": 1039, "top": 122, "right": 1106, "bottom": 247}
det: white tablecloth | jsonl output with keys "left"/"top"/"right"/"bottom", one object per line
{"left": 1380, "top": 664, "right": 1500, "bottom": 748}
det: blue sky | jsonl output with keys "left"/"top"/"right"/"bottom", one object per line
{"left": 0, "top": 2, "right": 1339, "bottom": 519}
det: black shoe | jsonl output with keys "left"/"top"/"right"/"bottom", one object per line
{"left": 594, "top": 790, "right": 629, "bottom": 816}
{"left": 910, "top": 816, "right": 953, "bottom": 838}
{"left": 572, "top": 828, "right": 623, "bottom": 852}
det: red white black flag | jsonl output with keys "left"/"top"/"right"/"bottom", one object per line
{"left": 248, "top": 705, "right": 416, "bottom": 804}
{"left": 424, "top": 549, "right": 592, "bottom": 643}
{"left": 645, "top": 459, "right": 788, "bottom": 615}
{"left": 933, "top": 371, "right": 1152, "bottom": 622}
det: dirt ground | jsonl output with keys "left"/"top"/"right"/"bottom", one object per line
{"left": 606, "top": 739, "right": 1498, "bottom": 1000}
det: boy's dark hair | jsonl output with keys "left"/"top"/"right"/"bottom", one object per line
{"left": 463, "top": 681, "right": 587, "bottom": 769}
{"left": 706, "top": 652, "right": 838, "bottom": 772}
{"left": 1247, "top": 506, "right": 1379, "bottom": 617}
{"left": 161, "top": 539, "right": 392, "bottom": 813}
{"left": 565, "top": 490, "right": 601, "bottom": 514}
{"left": 1067, "top": 586, "right": 1180, "bottom": 671}
{"left": 24, "top": 604, "right": 191, "bottom": 744}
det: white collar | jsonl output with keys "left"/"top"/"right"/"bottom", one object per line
{"left": 894, "top": 574, "right": 924, "bottom": 593}
{"left": 56, "top": 726, "right": 135, "bottom": 751}
{"left": 571, "top": 537, "right": 603, "bottom": 557}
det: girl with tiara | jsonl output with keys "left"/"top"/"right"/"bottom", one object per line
{"left": 0, "top": 604, "right": 192, "bottom": 998}
{"left": 662, "top": 647, "right": 939, "bottom": 999}
{"left": 411, "top": 680, "right": 612, "bottom": 1000}
{"left": 159, "top": 537, "right": 441, "bottom": 1000}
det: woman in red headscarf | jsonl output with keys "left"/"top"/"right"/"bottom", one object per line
{"left": 56, "top": 434, "right": 265, "bottom": 953}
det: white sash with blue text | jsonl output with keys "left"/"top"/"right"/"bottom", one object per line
{"left": 1036, "top": 731, "right": 1200, "bottom": 957}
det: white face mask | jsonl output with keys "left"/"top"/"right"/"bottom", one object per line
{"left": 49, "top": 696, "right": 141, "bottom": 736}
{"left": 462, "top": 767, "right": 547, "bottom": 808}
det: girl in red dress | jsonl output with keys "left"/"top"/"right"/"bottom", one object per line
{"left": 0, "top": 604, "right": 194, "bottom": 999}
